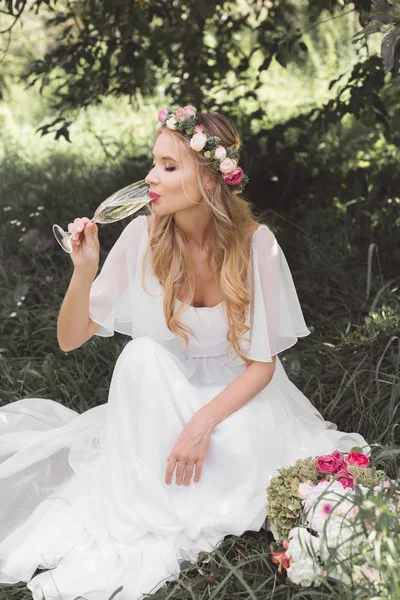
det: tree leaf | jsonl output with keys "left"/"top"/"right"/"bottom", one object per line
{"left": 381, "top": 25, "right": 400, "bottom": 73}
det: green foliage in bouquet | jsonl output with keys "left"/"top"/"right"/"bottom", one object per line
{"left": 325, "top": 465, "right": 386, "bottom": 488}
{"left": 267, "top": 457, "right": 318, "bottom": 540}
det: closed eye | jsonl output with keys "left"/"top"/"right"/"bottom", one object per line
{"left": 152, "top": 163, "right": 176, "bottom": 172}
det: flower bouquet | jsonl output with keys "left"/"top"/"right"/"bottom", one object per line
{"left": 267, "top": 448, "right": 400, "bottom": 592}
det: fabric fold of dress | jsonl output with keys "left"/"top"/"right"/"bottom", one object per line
{"left": 0, "top": 215, "right": 369, "bottom": 600}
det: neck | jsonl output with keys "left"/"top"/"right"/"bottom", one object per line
{"left": 173, "top": 207, "right": 212, "bottom": 251}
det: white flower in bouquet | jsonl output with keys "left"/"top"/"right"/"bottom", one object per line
{"left": 305, "top": 489, "right": 359, "bottom": 533}
{"left": 286, "top": 527, "right": 320, "bottom": 563}
{"left": 298, "top": 481, "right": 314, "bottom": 500}
{"left": 286, "top": 557, "right": 322, "bottom": 587}
{"left": 303, "top": 480, "right": 350, "bottom": 513}
{"left": 326, "top": 565, "right": 352, "bottom": 587}
{"left": 320, "top": 513, "right": 364, "bottom": 563}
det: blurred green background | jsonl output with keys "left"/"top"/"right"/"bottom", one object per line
{"left": 0, "top": 0, "right": 399, "bottom": 598}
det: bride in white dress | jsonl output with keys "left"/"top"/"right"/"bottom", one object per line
{"left": 0, "top": 106, "right": 368, "bottom": 600}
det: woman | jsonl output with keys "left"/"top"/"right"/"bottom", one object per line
{"left": 0, "top": 106, "right": 368, "bottom": 600}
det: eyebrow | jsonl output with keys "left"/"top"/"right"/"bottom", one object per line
{"left": 151, "top": 152, "right": 178, "bottom": 163}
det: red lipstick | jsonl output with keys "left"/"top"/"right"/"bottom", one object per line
{"left": 149, "top": 191, "right": 161, "bottom": 203}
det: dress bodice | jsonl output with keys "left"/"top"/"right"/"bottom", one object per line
{"left": 174, "top": 302, "right": 231, "bottom": 358}
{"left": 89, "top": 214, "right": 311, "bottom": 365}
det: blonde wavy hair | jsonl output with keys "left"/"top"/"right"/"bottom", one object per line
{"left": 141, "top": 112, "right": 261, "bottom": 367}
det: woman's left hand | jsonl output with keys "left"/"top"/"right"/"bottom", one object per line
{"left": 165, "top": 412, "right": 214, "bottom": 486}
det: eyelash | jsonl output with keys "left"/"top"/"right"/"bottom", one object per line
{"left": 152, "top": 163, "right": 176, "bottom": 172}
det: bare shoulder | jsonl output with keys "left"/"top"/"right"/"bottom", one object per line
{"left": 247, "top": 220, "right": 262, "bottom": 236}
{"left": 246, "top": 220, "right": 264, "bottom": 244}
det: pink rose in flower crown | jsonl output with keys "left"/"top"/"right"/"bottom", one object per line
{"left": 336, "top": 469, "right": 355, "bottom": 489}
{"left": 219, "top": 158, "right": 238, "bottom": 174}
{"left": 158, "top": 109, "right": 168, "bottom": 123}
{"left": 345, "top": 451, "right": 370, "bottom": 468}
{"left": 223, "top": 167, "right": 244, "bottom": 186}
{"left": 315, "top": 454, "right": 339, "bottom": 474}
{"left": 175, "top": 105, "right": 196, "bottom": 122}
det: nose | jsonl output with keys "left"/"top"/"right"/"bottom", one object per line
{"left": 145, "top": 167, "right": 160, "bottom": 186}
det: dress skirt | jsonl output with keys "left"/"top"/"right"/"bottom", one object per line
{"left": 0, "top": 336, "right": 368, "bottom": 600}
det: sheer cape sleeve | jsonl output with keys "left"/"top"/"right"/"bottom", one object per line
{"left": 89, "top": 215, "right": 148, "bottom": 337}
{"left": 243, "top": 225, "right": 311, "bottom": 362}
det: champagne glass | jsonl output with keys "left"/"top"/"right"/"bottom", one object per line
{"left": 53, "top": 179, "right": 150, "bottom": 253}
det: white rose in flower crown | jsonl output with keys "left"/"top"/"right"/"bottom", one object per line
{"left": 155, "top": 122, "right": 163, "bottom": 130}
{"left": 166, "top": 117, "right": 178, "bottom": 130}
{"left": 190, "top": 133, "right": 207, "bottom": 152}
{"left": 214, "top": 145, "right": 227, "bottom": 160}
{"left": 219, "top": 157, "right": 238, "bottom": 174}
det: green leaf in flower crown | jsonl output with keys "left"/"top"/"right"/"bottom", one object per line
{"left": 226, "top": 147, "right": 240, "bottom": 160}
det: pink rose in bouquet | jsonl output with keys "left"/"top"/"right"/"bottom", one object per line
{"left": 345, "top": 452, "right": 370, "bottom": 468}
{"left": 336, "top": 469, "right": 355, "bottom": 489}
{"left": 331, "top": 450, "right": 347, "bottom": 470}
{"left": 315, "top": 454, "right": 340, "bottom": 474}
{"left": 270, "top": 541, "right": 291, "bottom": 575}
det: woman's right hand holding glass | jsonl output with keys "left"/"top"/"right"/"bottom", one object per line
{"left": 68, "top": 217, "right": 100, "bottom": 275}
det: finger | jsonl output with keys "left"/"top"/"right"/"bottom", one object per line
{"left": 83, "top": 221, "right": 98, "bottom": 246}
{"left": 183, "top": 461, "right": 196, "bottom": 486}
{"left": 194, "top": 459, "right": 204, "bottom": 483}
{"left": 165, "top": 458, "right": 178, "bottom": 486}
{"left": 75, "top": 217, "right": 88, "bottom": 234}
{"left": 68, "top": 227, "right": 80, "bottom": 244}
{"left": 175, "top": 461, "right": 187, "bottom": 486}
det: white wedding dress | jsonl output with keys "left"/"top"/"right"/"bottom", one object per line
{"left": 0, "top": 215, "right": 369, "bottom": 600}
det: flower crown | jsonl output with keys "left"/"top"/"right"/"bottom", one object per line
{"left": 155, "top": 105, "right": 249, "bottom": 194}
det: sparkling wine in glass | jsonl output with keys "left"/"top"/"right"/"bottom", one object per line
{"left": 53, "top": 179, "right": 150, "bottom": 253}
